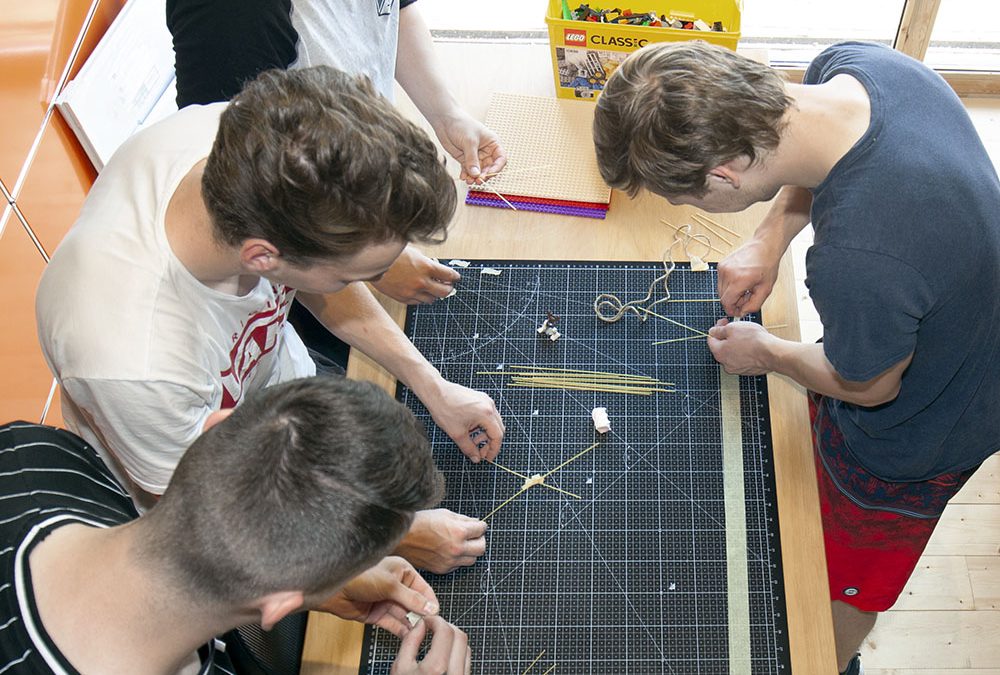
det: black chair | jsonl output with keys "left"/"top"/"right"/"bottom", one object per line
{"left": 225, "top": 613, "right": 309, "bottom": 675}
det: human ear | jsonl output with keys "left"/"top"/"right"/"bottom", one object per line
{"left": 257, "top": 591, "right": 306, "bottom": 631}
{"left": 241, "top": 240, "right": 282, "bottom": 274}
{"left": 707, "top": 156, "right": 751, "bottom": 189}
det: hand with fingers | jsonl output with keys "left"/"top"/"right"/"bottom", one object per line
{"left": 391, "top": 615, "right": 471, "bottom": 674}
{"left": 315, "top": 556, "right": 439, "bottom": 637}
{"left": 372, "top": 246, "right": 461, "bottom": 305}
{"left": 716, "top": 237, "right": 783, "bottom": 318}
{"left": 394, "top": 508, "right": 487, "bottom": 574}
{"left": 432, "top": 109, "right": 507, "bottom": 185}
{"left": 423, "top": 380, "right": 504, "bottom": 463}
{"left": 706, "top": 319, "right": 778, "bottom": 376}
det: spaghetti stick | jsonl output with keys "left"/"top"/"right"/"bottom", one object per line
{"left": 507, "top": 374, "right": 665, "bottom": 384}
{"left": 507, "top": 375, "right": 662, "bottom": 386}
{"left": 505, "top": 371, "right": 659, "bottom": 381}
{"left": 482, "top": 368, "right": 673, "bottom": 386}
{"left": 507, "top": 365, "right": 660, "bottom": 380}
{"left": 482, "top": 486, "right": 530, "bottom": 520}
{"left": 483, "top": 373, "right": 672, "bottom": 388}
{"left": 692, "top": 212, "right": 741, "bottom": 238}
{"left": 543, "top": 442, "right": 601, "bottom": 478}
{"left": 660, "top": 219, "right": 727, "bottom": 255}
{"left": 652, "top": 335, "right": 707, "bottom": 345}
{"left": 508, "top": 381, "right": 670, "bottom": 394}
{"left": 522, "top": 651, "right": 546, "bottom": 675}
{"left": 488, "top": 460, "right": 529, "bottom": 480}
{"left": 509, "top": 384, "right": 672, "bottom": 394}
{"left": 477, "top": 180, "right": 518, "bottom": 211}
{"left": 668, "top": 298, "right": 720, "bottom": 303}
{"left": 508, "top": 382, "right": 674, "bottom": 395}
{"left": 637, "top": 307, "right": 710, "bottom": 337}
{"left": 507, "top": 383, "right": 661, "bottom": 395}
{"left": 540, "top": 483, "right": 581, "bottom": 499}
{"left": 508, "top": 380, "right": 665, "bottom": 391}
{"left": 541, "top": 666, "right": 557, "bottom": 675}
{"left": 689, "top": 216, "right": 735, "bottom": 246}
{"left": 489, "top": 460, "right": 578, "bottom": 498}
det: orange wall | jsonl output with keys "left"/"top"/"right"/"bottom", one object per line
{"left": 0, "top": 0, "right": 126, "bottom": 426}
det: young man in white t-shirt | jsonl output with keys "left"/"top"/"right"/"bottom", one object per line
{"left": 168, "top": 0, "right": 508, "bottom": 306}
{"left": 37, "top": 66, "right": 503, "bottom": 574}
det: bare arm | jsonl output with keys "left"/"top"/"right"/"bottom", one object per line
{"left": 718, "top": 186, "right": 813, "bottom": 316}
{"left": 394, "top": 4, "right": 506, "bottom": 182}
{"left": 296, "top": 285, "right": 504, "bottom": 460}
{"left": 707, "top": 320, "right": 911, "bottom": 407}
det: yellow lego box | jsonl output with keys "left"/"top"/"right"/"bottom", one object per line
{"left": 545, "top": 0, "right": 741, "bottom": 100}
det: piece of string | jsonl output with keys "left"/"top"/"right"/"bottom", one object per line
{"left": 593, "top": 226, "right": 714, "bottom": 323}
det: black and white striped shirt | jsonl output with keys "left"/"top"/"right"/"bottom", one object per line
{"left": 0, "top": 422, "right": 234, "bottom": 674}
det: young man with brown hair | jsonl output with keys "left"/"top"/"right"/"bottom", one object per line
{"left": 0, "top": 376, "right": 472, "bottom": 674}
{"left": 593, "top": 40, "right": 1000, "bottom": 674}
{"left": 37, "top": 66, "right": 501, "bottom": 574}
{"left": 168, "top": 0, "right": 507, "bottom": 307}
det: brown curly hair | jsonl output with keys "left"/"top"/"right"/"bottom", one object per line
{"left": 202, "top": 66, "right": 455, "bottom": 264}
{"left": 593, "top": 41, "right": 792, "bottom": 198}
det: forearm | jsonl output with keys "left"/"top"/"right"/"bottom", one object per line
{"left": 296, "top": 286, "right": 442, "bottom": 396}
{"left": 752, "top": 186, "right": 813, "bottom": 255}
{"left": 764, "top": 339, "right": 902, "bottom": 407}
{"left": 395, "top": 4, "right": 460, "bottom": 128}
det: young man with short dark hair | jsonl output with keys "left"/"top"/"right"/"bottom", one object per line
{"left": 593, "top": 40, "right": 1000, "bottom": 675}
{"left": 0, "top": 376, "right": 471, "bottom": 674}
{"left": 37, "top": 66, "right": 500, "bottom": 574}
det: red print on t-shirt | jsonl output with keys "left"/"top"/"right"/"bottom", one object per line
{"left": 220, "top": 285, "right": 293, "bottom": 407}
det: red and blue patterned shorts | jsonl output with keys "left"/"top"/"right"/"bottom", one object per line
{"left": 810, "top": 392, "right": 979, "bottom": 612}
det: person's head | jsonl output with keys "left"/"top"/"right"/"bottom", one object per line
{"left": 138, "top": 376, "right": 445, "bottom": 624}
{"left": 201, "top": 66, "right": 456, "bottom": 290}
{"left": 593, "top": 40, "right": 793, "bottom": 209}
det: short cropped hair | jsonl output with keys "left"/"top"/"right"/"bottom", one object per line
{"left": 593, "top": 41, "right": 792, "bottom": 198}
{"left": 202, "top": 66, "right": 455, "bottom": 265}
{"left": 141, "top": 377, "right": 445, "bottom": 603}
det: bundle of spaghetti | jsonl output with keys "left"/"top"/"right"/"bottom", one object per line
{"left": 480, "top": 365, "right": 675, "bottom": 395}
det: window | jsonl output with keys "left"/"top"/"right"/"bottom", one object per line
{"left": 926, "top": 0, "right": 1000, "bottom": 70}
{"left": 419, "top": 0, "right": 1000, "bottom": 93}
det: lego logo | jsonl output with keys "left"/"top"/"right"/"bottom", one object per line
{"left": 564, "top": 29, "right": 586, "bottom": 44}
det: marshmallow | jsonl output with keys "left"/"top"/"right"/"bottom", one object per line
{"left": 591, "top": 407, "right": 611, "bottom": 433}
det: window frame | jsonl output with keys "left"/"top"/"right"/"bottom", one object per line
{"left": 775, "top": 0, "right": 1000, "bottom": 96}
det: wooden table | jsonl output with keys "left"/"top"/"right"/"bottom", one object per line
{"left": 302, "top": 40, "right": 835, "bottom": 675}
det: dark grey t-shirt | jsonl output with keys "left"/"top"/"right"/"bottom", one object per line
{"left": 804, "top": 42, "right": 1000, "bottom": 481}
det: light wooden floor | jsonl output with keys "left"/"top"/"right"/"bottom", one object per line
{"left": 787, "top": 99, "right": 1000, "bottom": 675}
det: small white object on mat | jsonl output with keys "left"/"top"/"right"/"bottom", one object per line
{"left": 481, "top": 267, "right": 502, "bottom": 276}
{"left": 449, "top": 259, "right": 471, "bottom": 267}
{"left": 591, "top": 407, "right": 611, "bottom": 433}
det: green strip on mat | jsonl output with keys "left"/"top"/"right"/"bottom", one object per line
{"left": 721, "top": 369, "right": 752, "bottom": 674}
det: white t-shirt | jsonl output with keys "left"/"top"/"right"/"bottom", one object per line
{"left": 36, "top": 103, "right": 315, "bottom": 502}
{"left": 290, "top": 0, "right": 400, "bottom": 99}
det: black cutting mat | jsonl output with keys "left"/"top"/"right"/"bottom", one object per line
{"left": 361, "top": 260, "right": 791, "bottom": 674}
